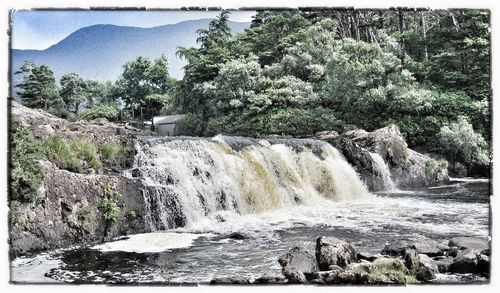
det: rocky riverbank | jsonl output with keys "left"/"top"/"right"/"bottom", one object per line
{"left": 210, "top": 236, "right": 490, "bottom": 285}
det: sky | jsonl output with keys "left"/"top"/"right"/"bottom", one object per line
{"left": 11, "top": 10, "right": 255, "bottom": 50}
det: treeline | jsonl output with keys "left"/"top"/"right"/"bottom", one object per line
{"left": 14, "top": 9, "right": 490, "bottom": 173}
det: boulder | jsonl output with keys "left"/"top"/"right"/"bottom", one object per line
{"left": 449, "top": 249, "right": 480, "bottom": 273}
{"left": 227, "top": 232, "right": 248, "bottom": 240}
{"left": 356, "top": 252, "right": 378, "bottom": 262}
{"left": 477, "top": 254, "right": 490, "bottom": 275}
{"left": 381, "top": 240, "right": 409, "bottom": 256}
{"left": 403, "top": 249, "right": 420, "bottom": 271}
{"left": 315, "top": 237, "right": 357, "bottom": 270}
{"left": 418, "top": 254, "right": 439, "bottom": 273}
{"left": 449, "top": 237, "right": 490, "bottom": 253}
{"left": 308, "top": 270, "right": 369, "bottom": 285}
{"left": 434, "top": 256, "right": 454, "bottom": 273}
{"left": 369, "top": 258, "right": 412, "bottom": 284}
{"left": 411, "top": 239, "right": 448, "bottom": 256}
{"left": 414, "top": 265, "right": 435, "bottom": 282}
{"left": 279, "top": 246, "right": 318, "bottom": 283}
{"left": 210, "top": 277, "right": 251, "bottom": 284}
{"left": 253, "top": 273, "right": 288, "bottom": 284}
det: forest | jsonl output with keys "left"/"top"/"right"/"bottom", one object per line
{"left": 13, "top": 9, "right": 491, "bottom": 174}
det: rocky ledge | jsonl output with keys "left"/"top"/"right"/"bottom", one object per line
{"left": 317, "top": 125, "right": 449, "bottom": 191}
{"left": 210, "top": 236, "right": 490, "bottom": 285}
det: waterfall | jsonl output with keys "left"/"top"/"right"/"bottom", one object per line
{"left": 369, "top": 152, "right": 397, "bottom": 191}
{"left": 128, "top": 135, "right": 369, "bottom": 231}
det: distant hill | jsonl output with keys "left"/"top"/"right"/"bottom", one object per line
{"left": 11, "top": 19, "right": 250, "bottom": 94}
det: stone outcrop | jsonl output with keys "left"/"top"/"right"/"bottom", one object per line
{"left": 9, "top": 161, "right": 146, "bottom": 258}
{"left": 9, "top": 101, "right": 147, "bottom": 258}
{"left": 278, "top": 246, "right": 318, "bottom": 283}
{"left": 315, "top": 237, "right": 357, "bottom": 270}
{"left": 319, "top": 124, "right": 449, "bottom": 191}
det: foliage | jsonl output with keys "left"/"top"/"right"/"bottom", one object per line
{"left": 100, "top": 143, "right": 127, "bottom": 167}
{"left": 15, "top": 61, "right": 65, "bottom": 116}
{"left": 436, "top": 116, "right": 489, "bottom": 168}
{"left": 80, "top": 105, "right": 119, "bottom": 121}
{"left": 10, "top": 200, "right": 21, "bottom": 225}
{"left": 60, "top": 73, "right": 88, "bottom": 115}
{"left": 101, "top": 183, "right": 121, "bottom": 222}
{"left": 9, "top": 123, "right": 46, "bottom": 203}
{"left": 69, "top": 139, "right": 102, "bottom": 170}
{"left": 43, "top": 136, "right": 102, "bottom": 172}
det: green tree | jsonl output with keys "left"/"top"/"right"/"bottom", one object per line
{"left": 437, "top": 116, "right": 489, "bottom": 169}
{"left": 60, "top": 73, "right": 88, "bottom": 115}
{"left": 116, "top": 55, "right": 174, "bottom": 119}
{"left": 15, "top": 61, "right": 65, "bottom": 116}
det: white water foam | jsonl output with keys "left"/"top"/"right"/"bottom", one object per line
{"left": 93, "top": 232, "right": 203, "bottom": 253}
{"left": 449, "top": 177, "right": 490, "bottom": 183}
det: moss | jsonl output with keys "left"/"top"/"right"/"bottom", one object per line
{"left": 127, "top": 210, "right": 139, "bottom": 219}
{"left": 368, "top": 258, "right": 413, "bottom": 284}
{"left": 9, "top": 200, "right": 21, "bottom": 225}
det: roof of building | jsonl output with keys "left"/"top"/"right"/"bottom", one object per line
{"left": 153, "top": 114, "right": 187, "bottom": 125}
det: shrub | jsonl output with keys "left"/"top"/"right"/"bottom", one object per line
{"left": 101, "top": 197, "right": 119, "bottom": 222}
{"left": 70, "top": 139, "right": 102, "bottom": 170}
{"left": 100, "top": 143, "right": 126, "bottom": 167}
{"left": 80, "top": 105, "right": 119, "bottom": 121}
{"left": 9, "top": 123, "right": 45, "bottom": 202}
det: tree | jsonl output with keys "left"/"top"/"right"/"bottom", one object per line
{"left": 15, "top": 61, "right": 64, "bottom": 115}
{"left": 116, "top": 55, "right": 174, "bottom": 119}
{"left": 437, "top": 116, "right": 489, "bottom": 169}
{"left": 60, "top": 73, "right": 87, "bottom": 115}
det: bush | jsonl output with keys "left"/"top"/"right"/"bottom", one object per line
{"left": 9, "top": 123, "right": 45, "bottom": 202}
{"left": 80, "top": 105, "right": 119, "bottom": 121}
{"left": 101, "top": 183, "right": 121, "bottom": 222}
{"left": 100, "top": 143, "right": 126, "bottom": 167}
{"left": 70, "top": 139, "right": 102, "bottom": 170}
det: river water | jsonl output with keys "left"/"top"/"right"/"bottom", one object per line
{"left": 10, "top": 178, "right": 490, "bottom": 284}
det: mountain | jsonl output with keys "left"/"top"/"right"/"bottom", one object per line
{"left": 11, "top": 19, "right": 250, "bottom": 92}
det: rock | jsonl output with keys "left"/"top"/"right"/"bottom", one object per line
{"left": 35, "top": 124, "right": 55, "bottom": 138}
{"left": 411, "top": 240, "right": 447, "bottom": 256}
{"left": 369, "top": 258, "right": 412, "bottom": 284}
{"left": 477, "top": 254, "right": 490, "bottom": 275}
{"left": 279, "top": 246, "right": 318, "bottom": 283}
{"left": 210, "top": 277, "right": 251, "bottom": 284}
{"left": 435, "top": 256, "right": 454, "bottom": 273}
{"left": 418, "top": 254, "right": 439, "bottom": 273}
{"left": 356, "top": 251, "right": 378, "bottom": 262}
{"left": 315, "top": 131, "right": 339, "bottom": 140}
{"left": 309, "top": 270, "right": 369, "bottom": 284}
{"left": 227, "top": 232, "right": 248, "bottom": 240}
{"left": 322, "top": 124, "right": 448, "bottom": 191}
{"left": 346, "top": 259, "right": 374, "bottom": 273}
{"left": 414, "top": 265, "right": 435, "bottom": 282}
{"left": 315, "top": 237, "right": 357, "bottom": 270}
{"left": 449, "top": 249, "right": 480, "bottom": 273}
{"left": 403, "top": 249, "right": 420, "bottom": 271}
{"left": 381, "top": 240, "right": 409, "bottom": 256}
{"left": 449, "top": 237, "right": 490, "bottom": 253}
{"left": 253, "top": 273, "right": 288, "bottom": 284}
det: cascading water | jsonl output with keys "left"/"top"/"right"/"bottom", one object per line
{"left": 369, "top": 152, "right": 397, "bottom": 191}
{"left": 127, "top": 135, "right": 369, "bottom": 231}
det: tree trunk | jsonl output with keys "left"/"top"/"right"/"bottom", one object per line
{"left": 421, "top": 11, "right": 429, "bottom": 61}
{"left": 398, "top": 10, "right": 405, "bottom": 66}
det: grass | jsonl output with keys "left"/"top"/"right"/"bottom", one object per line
{"left": 100, "top": 143, "right": 127, "bottom": 167}
{"left": 43, "top": 136, "right": 102, "bottom": 172}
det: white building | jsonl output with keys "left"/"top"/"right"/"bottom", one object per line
{"left": 152, "top": 114, "right": 186, "bottom": 136}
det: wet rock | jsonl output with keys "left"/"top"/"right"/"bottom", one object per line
{"left": 309, "top": 270, "right": 369, "bottom": 285}
{"left": 434, "top": 256, "right": 454, "bottom": 273}
{"left": 346, "top": 259, "right": 374, "bottom": 273}
{"left": 253, "top": 273, "right": 288, "bottom": 284}
{"left": 418, "top": 254, "right": 439, "bottom": 273}
{"left": 477, "top": 254, "right": 490, "bottom": 275}
{"left": 449, "top": 249, "right": 480, "bottom": 273}
{"left": 411, "top": 240, "right": 447, "bottom": 256}
{"left": 403, "top": 249, "right": 420, "bottom": 271}
{"left": 279, "top": 246, "right": 318, "bottom": 283}
{"left": 356, "top": 251, "right": 378, "bottom": 262}
{"left": 449, "top": 237, "right": 489, "bottom": 253}
{"left": 414, "top": 265, "right": 434, "bottom": 282}
{"left": 316, "top": 237, "right": 357, "bottom": 270}
{"left": 210, "top": 277, "right": 251, "bottom": 285}
{"left": 381, "top": 240, "right": 409, "bottom": 256}
{"left": 227, "top": 232, "right": 248, "bottom": 240}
